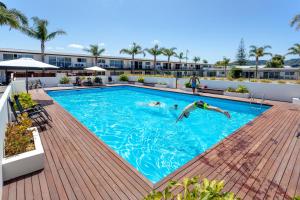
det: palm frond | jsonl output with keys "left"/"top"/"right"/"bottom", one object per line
{"left": 9, "top": 8, "right": 28, "bottom": 25}
{"left": 290, "top": 14, "right": 300, "bottom": 29}
{"left": 0, "top": 2, "right": 7, "bottom": 8}
{"left": 46, "top": 30, "right": 66, "bottom": 41}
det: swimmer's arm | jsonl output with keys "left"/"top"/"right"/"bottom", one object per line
{"left": 207, "top": 106, "right": 231, "bottom": 118}
{"left": 176, "top": 112, "right": 185, "bottom": 123}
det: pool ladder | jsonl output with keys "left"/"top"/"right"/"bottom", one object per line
{"left": 249, "top": 93, "right": 265, "bottom": 109}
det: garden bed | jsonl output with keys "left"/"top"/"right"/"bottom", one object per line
{"left": 3, "top": 127, "right": 44, "bottom": 181}
{"left": 224, "top": 91, "right": 250, "bottom": 98}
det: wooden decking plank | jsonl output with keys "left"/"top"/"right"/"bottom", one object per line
{"left": 274, "top": 136, "right": 300, "bottom": 200}
{"left": 46, "top": 120, "right": 107, "bottom": 200}
{"left": 40, "top": 129, "right": 69, "bottom": 200}
{"left": 46, "top": 127, "right": 101, "bottom": 200}
{"left": 24, "top": 175, "right": 33, "bottom": 200}
{"left": 16, "top": 178, "right": 25, "bottom": 200}
{"left": 8, "top": 181, "right": 17, "bottom": 200}
{"left": 38, "top": 171, "right": 51, "bottom": 200}
{"left": 51, "top": 105, "right": 140, "bottom": 200}
{"left": 53, "top": 102, "right": 153, "bottom": 194}
{"left": 234, "top": 114, "right": 298, "bottom": 198}
{"left": 31, "top": 174, "right": 42, "bottom": 200}
{"left": 226, "top": 111, "right": 298, "bottom": 198}
{"left": 43, "top": 130, "right": 85, "bottom": 200}
{"left": 167, "top": 106, "right": 283, "bottom": 195}
{"left": 154, "top": 106, "right": 279, "bottom": 190}
{"left": 250, "top": 115, "right": 300, "bottom": 199}
{"left": 49, "top": 109, "right": 126, "bottom": 200}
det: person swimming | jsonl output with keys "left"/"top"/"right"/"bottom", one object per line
{"left": 176, "top": 100, "right": 231, "bottom": 122}
{"left": 148, "top": 101, "right": 162, "bottom": 107}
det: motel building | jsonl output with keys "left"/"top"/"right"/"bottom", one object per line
{"left": 0, "top": 48, "right": 299, "bottom": 84}
{"left": 0, "top": 48, "right": 211, "bottom": 84}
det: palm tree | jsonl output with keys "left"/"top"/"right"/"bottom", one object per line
{"left": 162, "top": 47, "right": 177, "bottom": 69}
{"left": 192, "top": 56, "right": 201, "bottom": 68}
{"left": 222, "top": 57, "right": 230, "bottom": 77}
{"left": 144, "top": 44, "right": 163, "bottom": 70}
{"left": 290, "top": 14, "right": 300, "bottom": 30}
{"left": 287, "top": 43, "right": 300, "bottom": 57}
{"left": 0, "top": 1, "right": 28, "bottom": 29}
{"left": 175, "top": 52, "right": 187, "bottom": 65}
{"left": 84, "top": 44, "right": 105, "bottom": 66}
{"left": 249, "top": 45, "right": 272, "bottom": 78}
{"left": 22, "top": 17, "right": 66, "bottom": 62}
{"left": 120, "top": 42, "right": 144, "bottom": 72}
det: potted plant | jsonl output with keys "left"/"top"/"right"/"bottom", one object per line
{"left": 93, "top": 77, "right": 103, "bottom": 86}
{"left": 118, "top": 74, "right": 129, "bottom": 84}
{"left": 58, "top": 76, "right": 73, "bottom": 87}
{"left": 155, "top": 82, "right": 168, "bottom": 88}
{"left": 3, "top": 114, "right": 44, "bottom": 181}
{"left": 183, "top": 82, "right": 193, "bottom": 92}
{"left": 136, "top": 77, "right": 144, "bottom": 86}
{"left": 224, "top": 85, "right": 250, "bottom": 98}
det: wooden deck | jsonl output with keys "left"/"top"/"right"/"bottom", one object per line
{"left": 3, "top": 86, "right": 300, "bottom": 200}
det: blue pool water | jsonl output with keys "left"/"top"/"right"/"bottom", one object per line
{"left": 47, "top": 86, "right": 269, "bottom": 183}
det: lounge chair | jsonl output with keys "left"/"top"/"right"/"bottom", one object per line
{"left": 8, "top": 97, "right": 49, "bottom": 129}
{"left": 13, "top": 95, "right": 52, "bottom": 121}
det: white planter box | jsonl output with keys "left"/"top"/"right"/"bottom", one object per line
{"left": 57, "top": 83, "right": 73, "bottom": 87}
{"left": 224, "top": 91, "right": 250, "bottom": 98}
{"left": 135, "top": 82, "right": 144, "bottom": 86}
{"left": 3, "top": 127, "right": 44, "bottom": 181}
{"left": 155, "top": 84, "right": 168, "bottom": 88}
{"left": 292, "top": 98, "right": 300, "bottom": 105}
{"left": 182, "top": 87, "right": 193, "bottom": 92}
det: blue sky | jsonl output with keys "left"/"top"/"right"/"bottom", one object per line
{"left": 0, "top": 0, "right": 299, "bottom": 63}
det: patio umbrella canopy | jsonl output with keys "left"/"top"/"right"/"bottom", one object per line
{"left": 85, "top": 66, "right": 107, "bottom": 72}
{"left": 0, "top": 58, "right": 59, "bottom": 92}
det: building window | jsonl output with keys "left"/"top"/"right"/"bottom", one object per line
{"left": 49, "top": 56, "right": 72, "bottom": 68}
{"left": 109, "top": 60, "right": 123, "bottom": 68}
{"left": 3, "top": 53, "right": 33, "bottom": 60}
{"left": 98, "top": 59, "right": 106, "bottom": 64}
{"left": 77, "top": 58, "right": 86, "bottom": 63}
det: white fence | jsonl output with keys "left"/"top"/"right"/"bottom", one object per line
{"left": 115, "top": 76, "right": 300, "bottom": 102}
{"left": 16, "top": 74, "right": 300, "bottom": 102}
{"left": 0, "top": 80, "right": 26, "bottom": 197}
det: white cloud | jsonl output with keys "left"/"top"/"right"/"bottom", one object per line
{"left": 99, "top": 42, "right": 105, "bottom": 46}
{"left": 152, "top": 40, "right": 160, "bottom": 45}
{"left": 56, "top": 47, "right": 64, "bottom": 50}
{"left": 46, "top": 47, "right": 53, "bottom": 50}
{"left": 68, "top": 43, "right": 84, "bottom": 49}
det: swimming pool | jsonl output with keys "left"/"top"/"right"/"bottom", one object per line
{"left": 47, "top": 86, "right": 270, "bottom": 183}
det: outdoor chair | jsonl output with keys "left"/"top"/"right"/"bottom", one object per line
{"left": 8, "top": 97, "right": 49, "bottom": 129}
{"left": 13, "top": 95, "right": 52, "bottom": 121}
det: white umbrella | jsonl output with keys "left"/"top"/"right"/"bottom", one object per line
{"left": 85, "top": 66, "right": 107, "bottom": 72}
{"left": 0, "top": 58, "right": 59, "bottom": 92}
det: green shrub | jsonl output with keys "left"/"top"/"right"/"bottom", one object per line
{"left": 277, "top": 80, "right": 286, "bottom": 84}
{"left": 210, "top": 77, "right": 216, "bottom": 80}
{"left": 226, "top": 87, "right": 236, "bottom": 92}
{"left": 119, "top": 74, "right": 129, "bottom": 81}
{"left": 144, "top": 177, "right": 240, "bottom": 200}
{"left": 296, "top": 80, "right": 300, "bottom": 84}
{"left": 260, "top": 79, "right": 271, "bottom": 83}
{"left": 236, "top": 85, "right": 249, "bottom": 93}
{"left": 93, "top": 77, "right": 102, "bottom": 84}
{"left": 228, "top": 67, "right": 243, "bottom": 79}
{"left": 137, "top": 77, "right": 144, "bottom": 83}
{"left": 237, "top": 78, "right": 244, "bottom": 82}
{"left": 227, "top": 77, "right": 234, "bottom": 81}
{"left": 226, "top": 85, "right": 249, "bottom": 93}
{"left": 5, "top": 114, "right": 35, "bottom": 157}
{"left": 250, "top": 79, "right": 257, "bottom": 82}
{"left": 185, "top": 82, "right": 192, "bottom": 88}
{"left": 59, "top": 76, "right": 71, "bottom": 84}
{"left": 13, "top": 92, "right": 36, "bottom": 110}
{"left": 293, "top": 196, "right": 300, "bottom": 200}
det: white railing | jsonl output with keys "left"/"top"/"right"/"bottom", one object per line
{"left": 0, "top": 85, "right": 12, "bottom": 198}
{"left": 0, "top": 80, "right": 26, "bottom": 197}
